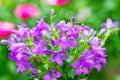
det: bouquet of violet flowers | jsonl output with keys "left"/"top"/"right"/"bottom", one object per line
{"left": 1, "top": 10, "right": 120, "bottom": 80}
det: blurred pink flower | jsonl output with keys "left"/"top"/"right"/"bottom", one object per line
{"left": 45, "top": 0, "right": 70, "bottom": 6}
{"left": 56, "top": 0, "right": 70, "bottom": 6}
{"left": 14, "top": 4, "right": 40, "bottom": 20}
{"left": 0, "top": 21, "right": 16, "bottom": 38}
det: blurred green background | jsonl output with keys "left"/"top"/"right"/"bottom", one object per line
{"left": 0, "top": 0, "right": 120, "bottom": 80}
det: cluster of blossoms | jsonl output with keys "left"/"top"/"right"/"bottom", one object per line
{"left": 1, "top": 10, "right": 119, "bottom": 80}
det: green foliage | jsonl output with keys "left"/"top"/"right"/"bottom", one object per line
{"left": 67, "top": 69, "right": 76, "bottom": 79}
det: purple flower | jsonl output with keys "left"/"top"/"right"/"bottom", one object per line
{"left": 50, "top": 51, "right": 68, "bottom": 66}
{"left": 35, "top": 18, "right": 50, "bottom": 31}
{"left": 1, "top": 33, "right": 22, "bottom": 47}
{"left": 54, "top": 36, "right": 77, "bottom": 51}
{"left": 100, "top": 18, "right": 119, "bottom": 34}
{"left": 9, "top": 34, "right": 21, "bottom": 43}
{"left": 43, "top": 69, "right": 62, "bottom": 80}
{"left": 1, "top": 23, "right": 40, "bottom": 78}
{"left": 82, "top": 50, "right": 98, "bottom": 72}
{"left": 81, "top": 49, "right": 95, "bottom": 68}
{"left": 31, "top": 41, "right": 47, "bottom": 56}
{"left": 89, "top": 37, "right": 102, "bottom": 45}
{"left": 16, "top": 59, "right": 39, "bottom": 73}
{"left": 71, "top": 58, "right": 90, "bottom": 76}
{"left": 86, "top": 43, "right": 106, "bottom": 70}
{"left": 81, "top": 25, "right": 96, "bottom": 40}
{"left": 72, "top": 42, "right": 107, "bottom": 76}
{"left": 54, "top": 20, "right": 72, "bottom": 35}
{"left": 9, "top": 43, "right": 27, "bottom": 51}
{"left": 44, "top": 50, "right": 68, "bottom": 66}
{"left": 8, "top": 43, "right": 31, "bottom": 60}
{"left": 14, "top": 23, "right": 30, "bottom": 39}
{"left": 91, "top": 42, "right": 107, "bottom": 66}
{"left": 101, "top": 18, "right": 119, "bottom": 28}
{"left": 31, "top": 18, "right": 50, "bottom": 40}
{"left": 67, "top": 25, "right": 81, "bottom": 40}
{"left": 9, "top": 50, "right": 30, "bottom": 61}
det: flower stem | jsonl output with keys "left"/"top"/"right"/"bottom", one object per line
{"left": 100, "top": 27, "right": 120, "bottom": 47}
{"left": 100, "top": 28, "right": 110, "bottom": 47}
{"left": 56, "top": 66, "right": 67, "bottom": 80}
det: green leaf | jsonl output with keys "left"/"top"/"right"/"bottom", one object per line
{"left": 67, "top": 69, "right": 76, "bottom": 79}
{"left": 53, "top": 45, "right": 61, "bottom": 51}
{"left": 44, "top": 64, "right": 49, "bottom": 70}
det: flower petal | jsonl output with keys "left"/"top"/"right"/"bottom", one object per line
{"left": 106, "top": 18, "right": 112, "bottom": 26}
{"left": 43, "top": 75, "right": 51, "bottom": 80}
{"left": 101, "top": 23, "right": 107, "bottom": 28}
{"left": 56, "top": 59, "right": 63, "bottom": 66}
{"left": 76, "top": 69, "right": 82, "bottom": 76}
{"left": 61, "top": 44, "right": 68, "bottom": 51}
{"left": 56, "top": 72, "right": 62, "bottom": 78}
{"left": 95, "top": 64, "right": 101, "bottom": 72}
{"left": 50, "top": 57, "right": 55, "bottom": 62}
{"left": 82, "top": 67, "right": 89, "bottom": 74}
{"left": 71, "top": 63, "right": 79, "bottom": 69}
{"left": 112, "top": 21, "right": 119, "bottom": 28}
{"left": 52, "top": 78, "right": 56, "bottom": 80}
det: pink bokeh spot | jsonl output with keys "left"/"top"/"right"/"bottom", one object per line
{"left": 56, "top": 0, "right": 70, "bottom": 6}
{"left": 14, "top": 4, "right": 40, "bottom": 20}
{"left": 45, "top": 0, "right": 70, "bottom": 6}
{"left": 0, "top": 21, "right": 16, "bottom": 38}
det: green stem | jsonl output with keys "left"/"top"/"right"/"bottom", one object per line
{"left": 50, "top": 16, "right": 55, "bottom": 32}
{"left": 34, "top": 56, "right": 50, "bottom": 65}
{"left": 110, "top": 28, "right": 120, "bottom": 33}
{"left": 96, "top": 32, "right": 101, "bottom": 38}
{"left": 56, "top": 66, "right": 67, "bottom": 80}
{"left": 100, "top": 28, "right": 110, "bottom": 47}
{"left": 100, "top": 28, "right": 120, "bottom": 47}
{"left": 50, "top": 16, "right": 59, "bottom": 39}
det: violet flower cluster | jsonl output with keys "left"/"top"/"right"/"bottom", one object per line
{"left": 1, "top": 10, "right": 119, "bottom": 80}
